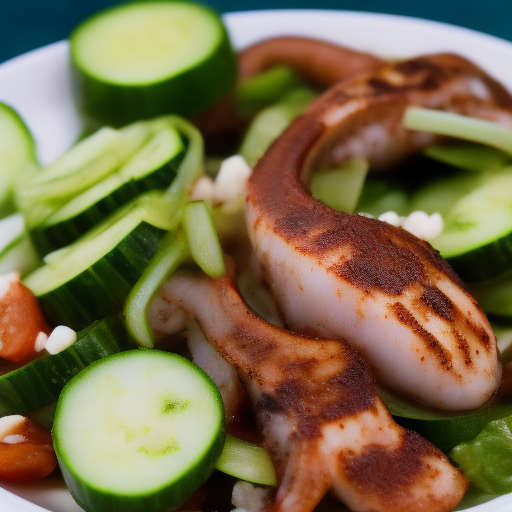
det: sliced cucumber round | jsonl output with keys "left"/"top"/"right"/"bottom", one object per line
{"left": 0, "top": 314, "right": 132, "bottom": 418}
{"left": 29, "top": 127, "right": 185, "bottom": 255}
{"left": 53, "top": 350, "right": 225, "bottom": 512}
{"left": 70, "top": 2, "right": 237, "bottom": 125}
{"left": 429, "top": 166, "right": 512, "bottom": 281}
{"left": 0, "top": 102, "right": 36, "bottom": 217}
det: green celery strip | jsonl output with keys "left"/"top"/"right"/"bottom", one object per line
{"left": 124, "top": 231, "right": 188, "bottom": 348}
{"left": 182, "top": 201, "right": 226, "bottom": 278}
{"left": 403, "top": 107, "right": 512, "bottom": 155}
{"left": 215, "top": 435, "right": 276, "bottom": 486}
{"left": 311, "top": 158, "right": 369, "bottom": 212}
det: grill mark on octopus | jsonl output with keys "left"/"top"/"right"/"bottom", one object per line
{"left": 419, "top": 286, "right": 454, "bottom": 322}
{"left": 452, "top": 330, "right": 473, "bottom": 367}
{"left": 392, "top": 302, "right": 456, "bottom": 373}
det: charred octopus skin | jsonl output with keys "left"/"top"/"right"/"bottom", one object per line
{"left": 158, "top": 271, "right": 469, "bottom": 512}
{"left": 246, "top": 53, "right": 512, "bottom": 410}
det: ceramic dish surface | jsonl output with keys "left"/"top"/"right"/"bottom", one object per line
{"left": 1, "top": 8, "right": 512, "bottom": 512}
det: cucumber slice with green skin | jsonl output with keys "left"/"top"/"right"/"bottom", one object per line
{"left": 53, "top": 350, "right": 225, "bottom": 512}
{"left": 182, "top": 201, "right": 226, "bottom": 278}
{"left": 215, "top": 435, "right": 276, "bottom": 486}
{"left": 125, "top": 231, "right": 188, "bottom": 348}
{"left": 71, "top": 2, "right": 237, "bottom": 126}
{"left": 430, "top": 166, "right": 512, "bottom": 282}
{"left": 23, "top": 193, "right": 177, "bottom": 330}
{"left": 29, "top": 127, "right": 186, "bottom": 255}
{"left": 21, "top": 122, "right": 151, "bottom": 202}
{"left": 0, "top": 102, "right": 36, "bottom": 218}
{"left": 0, "top": 314, "right": 132, "bottom": 418}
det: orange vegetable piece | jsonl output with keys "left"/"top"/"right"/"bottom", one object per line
{"left": 0, "top": 274, "right": 51, "bottom": 363}
{"left": 0, "top": 416, "right": 57, "bottom": 481}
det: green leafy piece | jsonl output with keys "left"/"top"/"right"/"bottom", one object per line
{"left": 451, "top": 416, "right": 512, "bottom": 495}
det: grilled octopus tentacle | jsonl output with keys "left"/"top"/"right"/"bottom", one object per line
{"left": 246, "top": 53, "right": 512, "bottom": 410}
{"left": 155, "top": 271, "right": 469, "bottom": 512}
{"left": 193, "top": 37, "right": 385, "bottom": 153}
{"left": 238, "top": 36, "right": 385, "bottom": 88}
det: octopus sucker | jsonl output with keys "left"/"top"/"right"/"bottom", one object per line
{"left": 152, "top": 270, "right": 469, "bottom": 512}
{"left": 246, "top": 53, "right": 512, "bottom": 410}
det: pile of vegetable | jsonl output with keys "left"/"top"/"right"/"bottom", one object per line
{"left": 2, "top": 2, "right": 512, "bottom": 512}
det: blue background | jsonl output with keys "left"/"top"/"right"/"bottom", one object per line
{"left": 1, "top": 0, "right": 511, "bottom": 63}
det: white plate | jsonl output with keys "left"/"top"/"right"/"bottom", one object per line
{"left": 1, "top": 8, "right": 512, "bottom": 512}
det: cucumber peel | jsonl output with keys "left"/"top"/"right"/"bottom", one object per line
{"left": 0, "top": 102, "right": 36, "bottom": 218}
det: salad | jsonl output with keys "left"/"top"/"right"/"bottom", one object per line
{"left": 1, "top": 4, "right": 512, "bottom": 512}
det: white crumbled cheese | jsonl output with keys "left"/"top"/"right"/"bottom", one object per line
{"left": 189, "top": 175, "right": 216, "bottom": 202}
{"left": 34, "top": 331, "right": 49, "bottom": 352}
{"left": 45, "top": 326, "right": 77, "bottom": 355}
{"left": 402, "top": 211, "right": 444, "bottom": 240}
{"left": 214, "top": 155, "right": 252, "bottom": 203}
{"left": 378, "top": 211, "right": 403, "bottom": 227}
{"left": 0, "top": 415, "right": 25, "bottom": 440}
{"left": 231, "top": 481, "right": 271, "bottom": 512}
{"left": 0, "top": 271, "right": 20, "bottom": 300}
{"left": 378, "top": 210, "right": 443, "bottom": 240}
{"left": 3, "top": 434, "right": 26, "bottom": 444}
{"left": 190, "top": 154, "right": 252, "bottom": 204}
